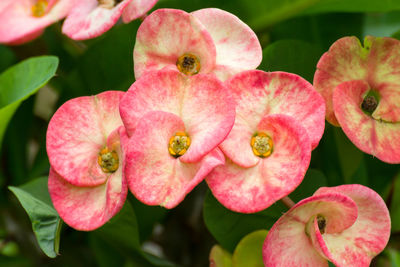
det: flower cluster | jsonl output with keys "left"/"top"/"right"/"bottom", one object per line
{"left": 0, "top": 0, "right": 158, "bottom": 44}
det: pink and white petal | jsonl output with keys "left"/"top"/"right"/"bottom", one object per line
{"left": 62, "top": 0, "right": 132, "bottom": 40}
{"left": 120, "top": 70, "right": 235, "bottom": 162}
{"left": 48, "top": 167, "right": 127, "bottom": 231}
{"left": 133, "top": 9, "right": 216, "bottom": 79}
{"left": 47, "top": 91, "right": 124, "bottom": 186}
{"left": 263, "top": 193, "right": 358, "bottom": 267}
{"left": 313, "top": 184, "right": 391, "bottom": 267}
{"left": 122, "top": 0, "right": 158, "bottom": 22}
{"left": 124, "top": 111, "right": 225, "bottom": 209}
{"left": 225, "top": 70, "right": 325, "bottom": 153}
{"left": 314, "top": 36, "right": 368, "bottom": 125}
{"left": 333, "top": 80, "right": 400, "bottom": 163}
{"left": 207, "top": 114, "right": 311, "bottom": 213}
{"left": 365, "top": 36, "right": 400, "bottom": 122}
{"left": 191, "top": 8, "right": 262, "bottom": 80}
{"left": 0, "top": 0, "right": 73, "bottom": 44}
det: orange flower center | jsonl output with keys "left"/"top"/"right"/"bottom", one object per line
{"left": 31, "top": 0, "right": 48, "bottom": 17}
{"left": 98, "top": 147, "right": 119, "bottom": 173}
{"left": 251, "top": 132, "right": 273, "bottom": 158}
{"left": 168, "top": 132, "right": 191, "bottom": 157}
{"left": 176, "top": 53, "right": 201, "bottom": 76}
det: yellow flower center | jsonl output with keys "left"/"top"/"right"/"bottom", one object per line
{"left": 251, "top": 132, "right": 273, "bottom": 158}
{"left": 168, "top": 132, "right": 191, "bottom": 157}
{"left": 98, "top": 147, "right": 119, "bottom": 173}
{"left": 31, "top": 0, "right": 48, "bottom": 17}
{"left": 176, "top": 53, "right": 201, "bottom": 76}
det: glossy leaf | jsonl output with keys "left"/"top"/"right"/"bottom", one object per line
{"left": 232, "top": 230, "right": 267, "bottom": 267}
{"left": 203, "top": 190, "right": 286, "bottom": 252}
{"left": 9, "top": 177, "right": 61, "bottom": 258}
{"left": 0, "top": 56, "right": 58, "bottom": 149}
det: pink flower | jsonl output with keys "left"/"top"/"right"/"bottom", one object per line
{"left": 62, "top": 0, "right": 157, "bottom": 40}
{"left": 47, "top": 91, "right": 127, "bottom": 231}
{"left": 263, "top": 184, "right": 391, "bottom": 267}
{"left": 0, "top": 0, "right": 73, "bottom": 45}
{"left": 314, "top": 36, "right": 400, "bottom": 163}
{"left": 206, "top": 70, "right": 325, "bottom": 213}
{"left": 133, "top": 8, "right": 262, "bottom": 81}
{"left": 119, "top": 70, "right": 236, "bottom": 208}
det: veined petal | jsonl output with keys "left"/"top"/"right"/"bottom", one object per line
{"left": 62, "top": 0, "right": 132, "bottom": 40}
{"left": 207, "top": 114, "right": 311, "bottom": 213}
{"left": 221, "top": 70, "right": 324, "bottom": 167}
{"left": 262, "top": 193, "right": 358, "bottom": 267}
{"left": 312, "top": 184, "right": 391, "bottom": 267}
{"left": 124, "top": 111, "right": 225, "bottom": 209}
{"left": 47, "top": 91, "right": 124, "bottom": 186}
{"left": 314, "top": 36, "right": 368, "bottom": 125}
{"left": 119, "top": 70, "right": 235, "bottom": 162}
{"left": 133, "top": 9, "right": 216, "bottom": 79}
{"left": 121, "top": 0, "right": 157, "bottom": 22}
{"left": 48, "top": 165, "right": 127, "bottom": 231}
{"left": 191, "top": 8, "right": 262, "bottom": 81}
{"left": 0, "top": 0, "right": 73, "bottom": 45}
{"left": 333, "top": 80, "right": 400, "bottom": 163}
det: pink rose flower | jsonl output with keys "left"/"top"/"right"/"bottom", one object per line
{"left": 314, "top": 36, "right": 400, "bottom": 163}
{"left": 206, "top": 70, "right": 325, "bottom": 213}
{"left": 47, "top": 91, "right": 127, "bottom": 230}
{"left": 263, "top": 184, "right": 391, "bottom": 267}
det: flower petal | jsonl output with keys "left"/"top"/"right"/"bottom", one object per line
{"left": 312, "top": 184, "right": 391, "bottom": 267}
{"left": 221, "top": 70, "right": 324, "bottom": 167}
{"left": 124, "top": 111, "right": 225, "bottom": 209}
{"left": 133, "top": 9, "right": 216, "bottom": 79}
{"left": 62, "top": 0, "right": 132, "bottom": 40}
{"left": 121, "top": 0, "right": 157, "bottom": 22}
{"left": 207, "top": 114, "right": 311, "bottom": 213}
{"left": 262, "top": 193, "right": 358, "bottom": 267}
{"left": 313, "top": 36, "right": 368, "bottom": 125}
{"left": 47, "top": 91, "right": 124, "bottom": 186}
{"left": 191, "top": 8, "right": 262, "bottom": 81}
{"left": 0, "top": 0, "right": 73, "bottom": 44}
{"left": 333, "top": 80, "right": 400, "bottom": 163}
{"left": 48, "top": 166, "right": 127, "bottom": 231}
{"left": 119, "top": 70, "right": 235, "bottom": 162}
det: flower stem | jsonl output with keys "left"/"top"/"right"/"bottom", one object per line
{"left": 281, "top": 196, "right": 295, "bottom": 209}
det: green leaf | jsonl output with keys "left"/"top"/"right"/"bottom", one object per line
{"left": 203, "top": 190, "right": 287, "bottom": 252}
{"left": 0, "top": 45, "right": 16, "bottom": 73}
{"left": 259, "top": 39, "right": 323, "bottom": 82}
{"left": 289, "top": 169, "right": 328, "bottom": 202}
{"left": 303, "top": 0, "right": 400, "bottom": 15}
{"left": 209, "top": 245, "right": 232, "bottom": 267}
{"left": 232, "top": 230, "right": 267, "bottom": 267}
{"left": 389, "top": 173, "right": 400, "bottom": 232}
{"left": 0, "top": 56, "right": 58, "bottom": 150}
{"left": 8, "top": 177, "right": 61, "bottom": 258}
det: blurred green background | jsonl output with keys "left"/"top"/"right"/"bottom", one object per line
{"left": 0, "top": 0, "right": 400, "bottom": 266}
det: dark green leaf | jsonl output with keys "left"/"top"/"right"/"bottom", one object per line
{"left": 203, "top": 190, "right": 286, "bottom": 252}
{"left": 303, "top": 0, "right": 400, "bottom": 15}
{"left": 289, "top": 169, "right": 328, "bottom": 202}
{"left": 8, "top": 177, "right": 61, "bottom": 258}
{"left": 0, "top": 56, "right": 58, "bottom": 149}
{"left": 0, "top": 45, "right": 16, "bottom": 73}
{"left": 259, "top": 39, "right": 323, "bottom": 82}
{"left": 390, "top": 173, "right": 400, "bottom": 232}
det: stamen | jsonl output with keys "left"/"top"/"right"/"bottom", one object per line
{"left": 176, "top": 53, "right": 201, "bottom": 75}
{"left": 361, "top": 95, "right": 378, "bottom": 114}
{"left": 317, "top": 215, "right": 326, "bottom": 234}
{"left": 98, "top": 147, "right": 119, "bottom": 173}
{"left": 251, "top": 132, "right": 273, "bottom": 158}
{"left": 31, "top": 0, "right": 48, "bottom": 17}
{"left": 168, "top": 132, "right": 191, "bottom": 157}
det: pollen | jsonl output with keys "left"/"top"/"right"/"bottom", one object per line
{"left": 98, "top": 147, "right": 119, "bottom": 173}
{"left": 176, "top": 53, "right": 201, "bottom": 76}
{"left": 168, "top": 132, "right": 191, "bottom": 157}
{"left": 31, "top": 0, "right": 48, "bottom": 17}
{"left": 251, "top": 132, "right": 273, "bottom": 158}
